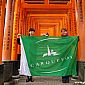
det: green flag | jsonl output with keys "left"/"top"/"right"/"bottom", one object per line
{"left": 20, "top": 36, "right": 78, "bottom": 76}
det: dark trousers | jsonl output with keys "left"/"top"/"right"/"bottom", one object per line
{"left": 17, "top": 54, "right": 21, "bottom": 69}
{"left": 17, "top": 54, "right": 21, "bottom": 61}
{"left": 62, "top": 76, "right": 69, "bottom": 83}
{"left": 27, "top": 76, "right": 32, "bottom": 81}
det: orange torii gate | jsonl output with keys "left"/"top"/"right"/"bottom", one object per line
{"left": 11, "top": 0, "right": 78, "bottom": 60}
{"left": 11, "top": 0, "right": 85, "bottom": 82}
{"left": 11, "top": 1, "right": 74, "bottom": 60}
{"left": 0, "top": 0, "right": 85, "bottom": 83}
{"left": 28, "top": 14, "right": 68, "bottom": 36}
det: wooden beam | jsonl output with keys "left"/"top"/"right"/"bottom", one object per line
{"left": 29, "top": 14, "right": 67, "bottom": 17}
{"left": 39, "top": 23, "right": 59, "bottom": 25}
{"left": 21, "top": 3, "right": 71, "bottom": 9}
{"left": 30, "top": 15, "right": 67, "bottom": 22}
{"left": 27, "top": 9, "right": 68, "bottom": 14}
{"left": 35, "top": 19, "right": 64, "bottom": 23}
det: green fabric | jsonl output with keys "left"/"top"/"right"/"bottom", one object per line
{"left": 21, "top": 36, "right": 78, "bottom": 76}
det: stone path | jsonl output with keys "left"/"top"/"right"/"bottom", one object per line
{"left": 4, "top": 76, "right": 83, "bottom": 85}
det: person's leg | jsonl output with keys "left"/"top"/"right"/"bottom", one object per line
{"left": 17, "top": 54, "right": 21, "bottom": 69}
{"left": 65, "top": 76, "right": 69, "bottom": 83}
{"left": 30, "top": 76, "right": 34, "bottom": 82}
{"left": 62, "top": 76, "right": 69, "bottom": 83}
{"left": 26, "top": 76, "right": 30, "bottom": 82}
{"left": 62, "top": 76, "right": 66, "bottom": 83}
{"left": 26, "top": 76, "right": 34, "bottom": 82}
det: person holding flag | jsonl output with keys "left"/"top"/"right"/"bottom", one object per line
{"left": 61, "top": 28, "right": 69, "bottom": 83}
{"left": 26, "top": 28, "right": 35, "bottom": 82}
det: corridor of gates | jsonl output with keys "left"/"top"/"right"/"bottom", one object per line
{"left": 0, "top": 0, "right": 85, "bottom": 85}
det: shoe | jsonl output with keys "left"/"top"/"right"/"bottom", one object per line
{"left": 65, "top": 80, "right": 69, "bottom": 83}
{"left": 30, "top": 79, "right": 34, "bottom": 82}
{"left": 62, "top": 80, "right": 69, "bottom": 83}
{"left": 62, "top": 80, "right": 66, "bottom": 83}
{"left": 26, "top": 79, "right": 30, "bottom": 82}
{"left": 62, "top": 81, "right": 66, "bottom": 83}
{"left": 71, "top": 77, "right": 77, "bottom": 80}
{"left": 26, "top": 79, "right": 34, "bottom": 82}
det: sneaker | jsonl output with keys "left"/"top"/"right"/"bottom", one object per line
{"left": 71, "top": 77, "right": 77, "bottom": 80}
{"left": 62, "top": 80, "right": 69, "bottom": 83}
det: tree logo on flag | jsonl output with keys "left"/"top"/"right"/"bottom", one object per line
{"left": 42, "top": 45, "right": 59, "bottom": 57}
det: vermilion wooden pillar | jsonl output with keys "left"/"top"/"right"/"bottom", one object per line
{"left": 19, "top": 8, "right": 23, "bottom": 34}
{"left": 0, "top": 1, "right": 2, "bottom": 64}
{"left": 67, "top": 10, "right": 71, "bottom": 36}
{"left": 20, "top": 1, "right": 24, "bottom": 34}
{"left": 0, "top": 0, "right": 6, "bottom": 63}
{"left": 30, "top": 17, "right": 33, "bottom": 28}
{"left": 2, "top": 0, "right": 13, "bottom": 61}
{"left": 82, "top": 0, "right": 85, "bottom": 31}
{"left": 0, "top": 0, "right": 12, "bottom": 83}
{"left": 35, "top": 22, "right": 39, "bottom": 36}
{"left": 24, "top": 11, "right": 28, "bottom": 35}
{"left": 1, "top": 0, "right": 6, "bottom": 37}
{"left": 37, "top": 23, "right": 40, "bottom": 36}
{"left": 22, "top": 10, "right": 26, "bottom": 35}
{"left": 21, "top": 10, "right": 24, "bottom": 35}
{"left": 22, "top": 11, "right": 26, "bottom": 35}
{"left": 32, "top": 19, "right": 35, "bottom": 29}
{"left": 11, "top": 0, "right": 22, "bottom": 77}
{"left": 75, "top": 0, "right": 85, "bottom": 81}
{"left": 10, "top": 0, "right": 15, "bottom": 50}
{"left": 56, "top": 22, "right": 59, "bottom": 36}
{"left": 59, "top": 20, "right": 63, "bottom": 36}
{"left": 25, "top": 13, "right": 29, "bottom": 35}
{"left": 71, "top": 0, "right": 77, "bottom": 36}
{"left": 77, "top": 0, "right": 85, "bottom": 61}
{"left": 63, "top": 16, "right": 68, "bottom": 29}
{"left": 11, "top": 0, "right": 21, "bottom": 60}
{"left": 27, "top": 16, "right": 31, "bottom": 34}
{"left": 62, "top": 17, "right": 65, "bottom": 28}
{"left": 75, "top": 0, "right": 83, "bottom": 60}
